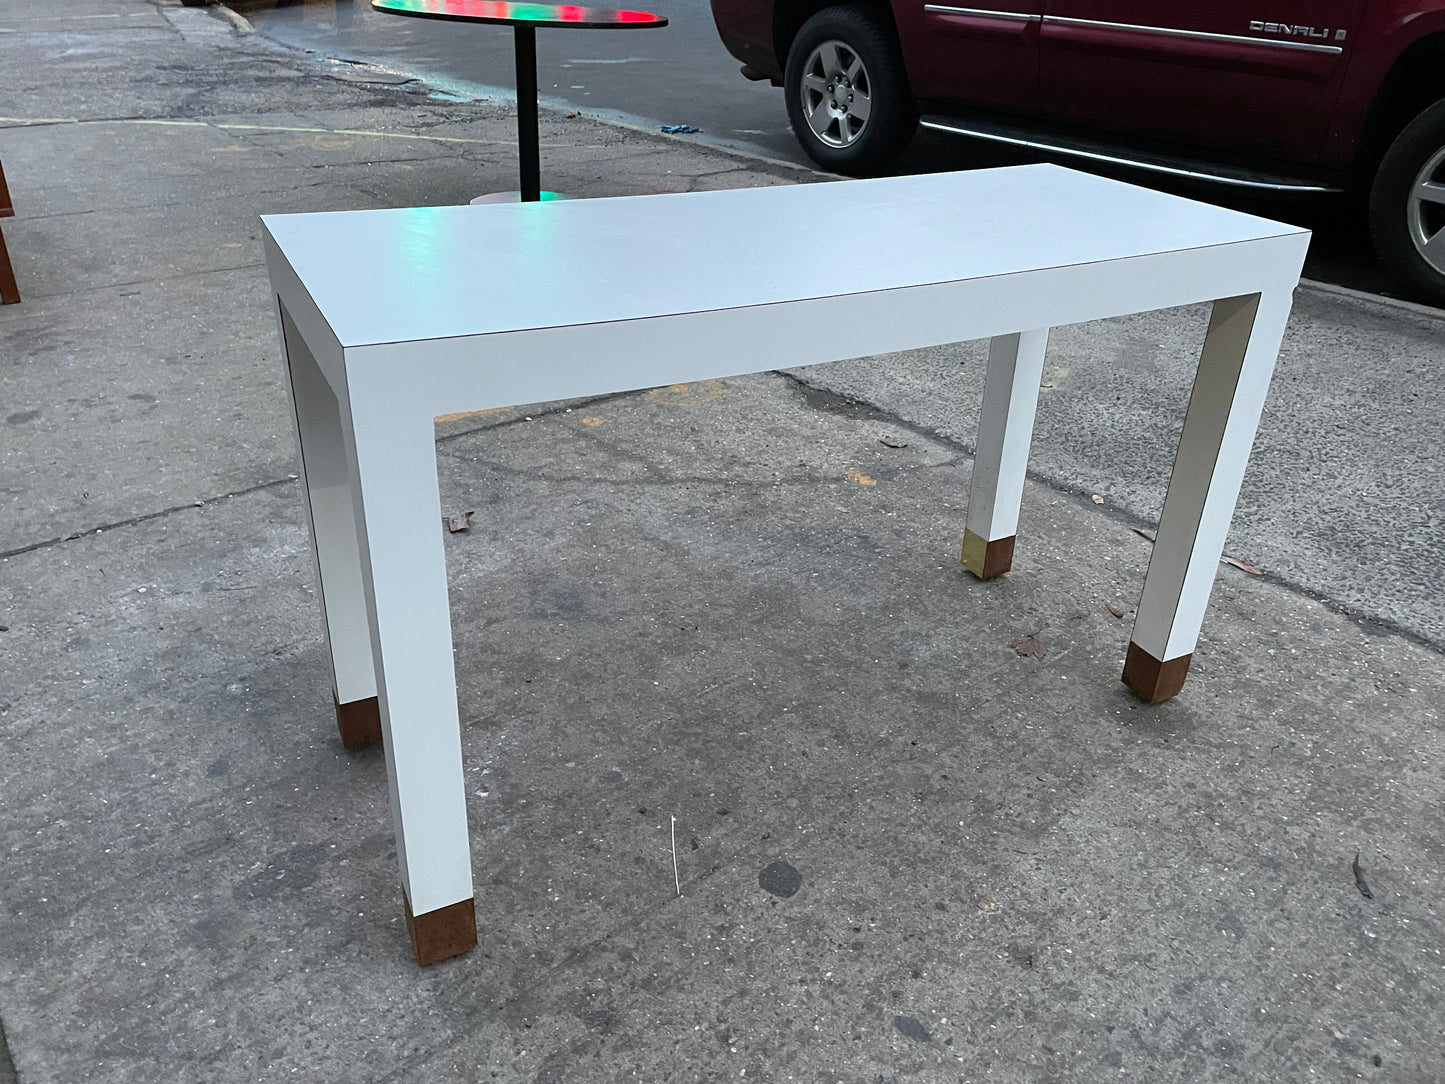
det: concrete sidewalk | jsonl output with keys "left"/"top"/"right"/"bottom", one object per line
{"left": 2, "top": 3, "right": 1442, "bottom": 1082}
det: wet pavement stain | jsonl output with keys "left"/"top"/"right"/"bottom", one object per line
{"left": 894, "top": 1016, "right": 932, "bottom": 1042}
{"left": 643, "top": 380, "right": 726, "bottom": 408}
{"left": 1006, "top": 943, "right": 1036, "bottom": 969}
{"left": 581, "top": 1008, "right": 618, "bottom": 1033}
{"left": 231, "top": 842, "right": 330, "bottom": 901}
{"left": 758, "top": 859, "right": 801, "bottom": 898}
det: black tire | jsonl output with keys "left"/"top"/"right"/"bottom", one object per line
{"left": 1368, "top": 98, "right": 1445, "bottom": 304}
{"left": 783, "top": 6, "right": 917, "bottom": 176}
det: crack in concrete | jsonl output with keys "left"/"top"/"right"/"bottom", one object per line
{"left": 435, "top": 449, "right": 927, "bottom": 492}
{"left": 0, "top": 392, "right": 630, "bottom": 560}
{"left": 683, "top": 167, "right": 774, "bottom": 192}
{"left": 0, "top": 477, "right": 295, "bottom": 561}
{"left": 6, "top": 178, "right": 339, "bottom": 223}
{"left": 0, "top": 1012, "right": 15, "bottom": 1084}
{"left": 6, "top": 369, "right": 1439, "bottom": 657}
{"left": 777, "top": 370, "right": 1445, "bottom": 656}
{"left": 0, "top": 115, "right": 157, "bottom": 129}
{"left": 433, "top": 390, "right": 638, "bottom": 445}
{"left": 197, "top": 117, "right": 294, "bottom": 163}
{"left": 12, "top": 260, "right": 267, "bottom": 301}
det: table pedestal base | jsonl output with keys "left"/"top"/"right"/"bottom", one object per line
{"left": 469, "top": 191, "right": 568, "bottom": 205}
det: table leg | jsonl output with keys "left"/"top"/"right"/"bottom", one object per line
{"left": 0, "top": 227, "right": 17, "bottom": 305}
{"left": 1124, "top": 290, "right": 1293, "bottom": 703}
{"left": 962, "top": 329, "right": 1049, "bottom": 578}
{"left": 514, "top": 24, "right": 541, "bottom": 203}
{"left": 344, "top": 390, "right": 476, "bottom": 967}
{"left": 277, "top": 303, "right": 379, "bottom": 746}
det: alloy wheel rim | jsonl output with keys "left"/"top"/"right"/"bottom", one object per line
{"left": 1407, "top": 144, "right": 1445, "bottom": 276}
{"left": 799, "top": 40, "right": 873, "bottom": 149}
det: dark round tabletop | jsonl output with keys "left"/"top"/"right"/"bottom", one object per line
{"left": 371, "top": 0, "right": 667, "bottom": 30}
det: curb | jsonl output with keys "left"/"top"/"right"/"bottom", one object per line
{"left": 220, "top": 8, "right": 254, "bottom": 35}
{"left": 1298, "top": 275, "right": 1445, "bottom": 319}
{"left": 209, "top": 2, "right": 255, "bottom": 34}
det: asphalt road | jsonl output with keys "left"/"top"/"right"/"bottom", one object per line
{"left": 232, "top": 0, "right": 1445, "bottom": 308}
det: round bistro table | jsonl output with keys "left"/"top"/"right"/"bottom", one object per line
{"left": 371, "top": 0, "right": 668, "bottom": 202}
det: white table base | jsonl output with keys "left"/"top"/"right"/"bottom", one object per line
{"left": 262, "top": 167, "right": 1309, "bottom": 964}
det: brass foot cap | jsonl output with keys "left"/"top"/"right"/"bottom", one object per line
{"left": 962, "top": 530, "right": 1015, "bottom": 579}
{"left": 1121, "top": 643, "right": 1192, "bottom": 704}
{"left": 404, "top": 895, "right": 477, "bottom": 967}
{"left": 334, "top": 695, "right": 382, "bottom": 749}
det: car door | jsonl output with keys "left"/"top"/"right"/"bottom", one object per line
{"left": 1037, "top": 0, "right": 1366, "bottom": 169}
{"left": 900, "top": 0, "right": 1043, "bottom": 114}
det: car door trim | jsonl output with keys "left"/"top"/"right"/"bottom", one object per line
{"left": 918, "top": 117, "right": 1342, "bottom": 191}
{"left": 1043, "top": 15, "right": 1343, "bottom": 55}
{"left": 922, "top": 6, "right": 1039, "bottom": 21}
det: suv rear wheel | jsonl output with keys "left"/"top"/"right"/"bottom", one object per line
{"left": 1369, "top": 99, "right": 1445, "bottom": 304}
{"left": 783, "top": 6, "right": 916, "bottom": 175}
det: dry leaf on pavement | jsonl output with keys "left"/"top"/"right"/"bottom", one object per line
{"left": 1221, "top": 555, "right": 1263, "bottom": 575}
{"left": 1009, "top": 634, "right": 1046, "bottom": 659}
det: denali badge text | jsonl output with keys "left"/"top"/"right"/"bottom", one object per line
{"left": 1249, "top": 20, "right": 1346, "bottom": 40}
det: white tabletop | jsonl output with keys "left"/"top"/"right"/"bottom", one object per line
{"left": 261, "top": 164, "right": 1306, "bottom": 349}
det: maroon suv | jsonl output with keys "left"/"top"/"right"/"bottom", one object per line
{"left": 709, "top": 0, "right": 1445, "bottom": 301}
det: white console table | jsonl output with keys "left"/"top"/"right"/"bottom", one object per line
{"left": 262, "top": 165, "right": 1308, "bottom": 965}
